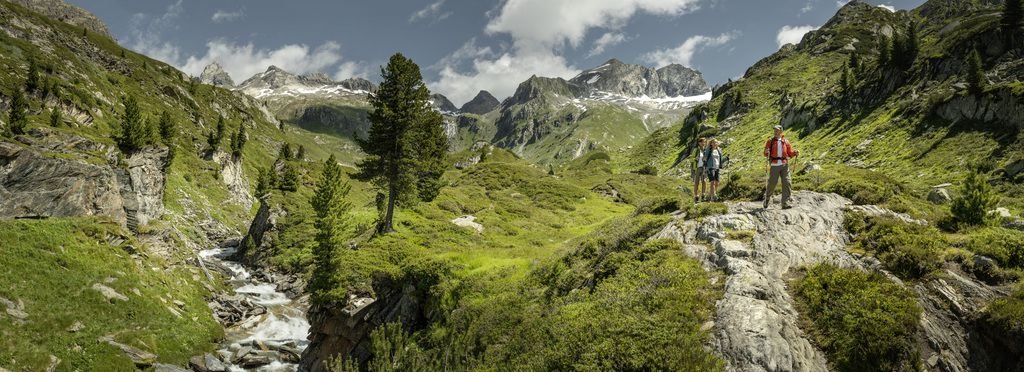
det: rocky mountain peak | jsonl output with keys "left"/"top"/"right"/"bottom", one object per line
{"left": 238, "top": 66, "right": 300, "bottom": 90}
{"left": 430, "top": 93, "right": 458, "bottom": 113}
{"left": 460, "top": 90, "right": 500, "bottom": 115}
{"left": 200, "top": 62, "right": 235, "bottom": 88}
{"left": 299, "top": 72, "right": 334, "bottom": 86}
{"left": 339, "top": 77, "right": 376, "bottom": 92}
{"left": 569, "top": 59, "right": 708, "bottom": 99}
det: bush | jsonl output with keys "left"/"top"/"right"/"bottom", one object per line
{"left": 794, "top": 264, "right": 922, "bottom": 372}
{"left": 686, "top": 202, "right": 729, "bottom": 220}
{"left": 819, "top": 167, "right": 902, "bottom": 205}
{"left": 951, "top": 169, "right": 998, "bottom": 227}
{"left": 956, "top": 227, "right": 1024, "bottom": 269}
{"left": 718, "top": 171, "right": 764, "bottom": 201}
{"left": 846, "top": 213, "right": 947, "bottom": 279}
{"left": 634, "top": 196, "right": 682, "bottom": 215}
{"left": 637, "top": 164, "right": 658, "bottom": 176}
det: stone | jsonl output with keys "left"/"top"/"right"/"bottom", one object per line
{"left": 204, "top": 353, "right": 227, "bottom": 372}
{"left": 92, "top": 283, "right": 129, "bottom": 301}
{"left": 153, "top": 363, "right": 190, "bottom": 372}
{"left": 173, "top": 300, "right": 186, "bottom": 308}
{"left": 1003, "top": 219, "right": 1024, "bottom": 231}
{"left": 46, "top": 355, "right": 60, "bottom": 372}
{"left": 451, "top": 215, "right": 484, "bottom": 233}
{"left": 990, "top": 207, "right": 1012, "bottom": 219}
{"left": 237, "top": 354, "right": 272, "bottom": 368}
{"left": 1005, "top": 159, "right": 1024, "bottom": 179}
{"left": 199, "top": 62, "right": 235, "bottom": 87}
{"left": 927, "top": 188, "right": 951, "bottom": 204}
{"left": 798, "top": 161, "right": 822, "bottom": 175}
{"left": 66, "top": 321, "right": 84, "bottom": 332}
{"left": 8, "top": 0, "right": 112, "bottom": 37}
{"left": 99, "top": 335, "right": 157, "bottom": 368}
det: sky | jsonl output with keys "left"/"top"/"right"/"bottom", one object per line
{"left": 68, "top": 0, "right": 927, "bottom": 106}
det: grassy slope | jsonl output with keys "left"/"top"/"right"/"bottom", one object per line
{"left": 0, "top": 218, "right": 222, "bottom": 370}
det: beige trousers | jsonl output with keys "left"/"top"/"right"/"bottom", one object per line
{"left": 766, "top": 164, "right": 792, "bottom": 206}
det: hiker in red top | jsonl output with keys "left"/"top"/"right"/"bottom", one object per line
{"left": 763, "top": 125, "right": 799, "bottom": 209}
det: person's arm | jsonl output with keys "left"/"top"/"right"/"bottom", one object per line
{"left": 787, "top": 141, "right": 799, "bottom": 158}
{"left": 763, "top": 140, "right": 771, "bottom": 157}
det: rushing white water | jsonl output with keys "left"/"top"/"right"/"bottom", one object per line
{"left": 200, "top": 247, "right": 310, "bottom": 372}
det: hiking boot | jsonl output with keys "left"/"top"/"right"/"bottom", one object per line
{"left": 694, "top": 196, "right": 699, "bottom": 203}
{"left": 782, "top": 204, "right": 793, "bottom": 210}
{"left": 762, "top": 199, "right": 769, "bottom": 209}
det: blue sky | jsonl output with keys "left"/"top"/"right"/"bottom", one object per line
{"left": 68, "top": 0, "right": 926, "bottom": 105}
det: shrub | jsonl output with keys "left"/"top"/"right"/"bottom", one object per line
{"left": 637, "top": 164, "right": 658, "bottom": 176}
{"left": 718, "top": 171, "right": 764, "bottom": 201}
{"left": 794, "top": 264, "right": 922, "bottom": 372}
{"left": 634, "top": 196, "right": 682, "bottom": 215}
{"left": 686, "top": 202, "right": 729, "bottom": 220}
{"left": 846, "top": 213, "right": 947, "bottom": 279}
{"left": 113, "top": 95, "right": 153, "bottom": 153}
{"left": 951, "top": 169, "right": 998, "bottom": 227}
{"left": 820, "top": 170, "right": 901, "bottom": 205}
{"left": 956, "top": 227, "right": 1024, "bottom": 269}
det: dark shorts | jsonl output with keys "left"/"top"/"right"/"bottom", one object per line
{"left": 707, "top": 168, "right": 720, "bottom": 182}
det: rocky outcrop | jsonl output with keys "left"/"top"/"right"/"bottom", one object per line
{"left": 233, "top": 199, "right": 284, "bottom": 265}
{"left": 210, "top": 151, "right": 253, "bottom": 211}
{"left": 118, "top": 146, "right": 169, "bottom": 229}
{"left": 300, "top": 280, "right": 432, "bottom": 372}
{"left": 200, "top": 62, "right": 235, "bottom": 87}
{"left": 9, "top": 0, "right": 112, "bottom": 38}
{"left": 460, "top": 90, "right": 500, "bottom": 115}
{"left": 934, "top": 88, "right": 1024, "bottom": 129}
{"left": 0, "top": 141, "right": 126, "bottom": 223}
{"left": 653, "top": 191, "right": 857, "bottom": 371}
{"left": 338, "top": 77, "right": 376, "bottom": 92}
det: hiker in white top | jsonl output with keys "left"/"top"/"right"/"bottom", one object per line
{"left": 693, "top": 137, "right": 707, "bottom": 203}
{"left": 705, "top": 139, "right": 724, "bottom": 202}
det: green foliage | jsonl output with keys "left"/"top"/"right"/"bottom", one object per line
{"left": 230, "top": 123, "right": 247, "bottom": 158}
{"left": 0, "top": 218, "right": 221, "bottom": 370}
{"left": 845, "top": 212, "right": 946, "bottom": 279}
{"left": 309, "top": 155, "right": 352, "bottom": 299}
{"left": 25, "top": 58, "right": 40, "bottom": 93}
{"left": 356, "top": 53, "right": 446, "bottom": 233}
{"left": 967, "top": 48, "right": 985, "bottom": 95}
{"left": 367, "top": 322, "right": 434, "bottom": 372}
{"left": 633, "top": 196, "right": 681, "bottom": 215}
{"left": 296, "top": 144, "right": 306, "bottom": 160}
{"left": 255, "top": 166, "right": 274, "bottom": 199}
{"left": 637, "top": 164, "right": 658, "bottom": 175}
{"left": 983, "top": 283, "right": 1024, "bottom": 336}
{"left": 1003, "top": 0, "right": 1023, "bottom": 42}
{"left": 955, "top": 227, "right": 1024, "bottom": 269}
{"left": 840, "top": 62, "right": 855, "bottom": 95}
{"left": 718, "top": 171, "right": 765, "bottom": 201}
{"left": 157, "top": 110, "right": 174, "bottom": 144}
{"left": 207, "top": 115, "right": 226, "bottom": 150}
{"left": 686, "top": 202, "right": 729, "bottom": 219}
{"left": 951, "top": 169, "right": 998, "bottom": 227}
{"left": 113, "top": 95, "right": 153, "bottom": 154}
{"left": 278, "top": 142, "right": 293, "bottom": 160}
{"left": 48, "top": 106, "right": 61, "bottom": 127}
{"left": 279, "top": 162, "right": 300, "bottom": 192}
{"left": 891, "top": 22, "right": 919, "bottom": 69}
{"left": 794, "top": 264, "right": 921, "bottom": 372}
{"left": 6, "top": 88, "right": 28, "bottom": 136}
{"left": 878, "top": 34, "right": 893, "bottom": 67}
{"left": 819, "top": 166, "right": 902, "bottom": 205}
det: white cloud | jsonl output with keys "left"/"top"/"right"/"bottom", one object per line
{"left": 409, "top": 0, "right": 452, "bottom": 23}
{"left": 127, "top": 0, "right": 183, "bottom": 65}
{"left": 836, "top": 0, "right": 851, "bottom": 8}
{"left": 586, "top": 32, "right": 628, "bottom": 57}
{"left": 799, "top": 2, "right": 814, "bottom": 14}
{"left": 211, "top": 9, "right": 244, "bottom": 23}
{"left": 640, "top": 32, "right": 736, "bottom": 68}
{"left": 877, "top": 4, "right": 896, "bottom": 12}
{"left": 335, "top": 61, "right": 370, "bottom": 80}
{"left": 775, "top": 25, "right": 818, "bottom": 48}
{"left": 431, "top": 0, "right": 701, "bottom": 104}
{"left": 180, "top": 41, "right": 345, "bottom": 82}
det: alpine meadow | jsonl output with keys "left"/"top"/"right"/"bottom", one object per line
{"left": 1, "top": 0, "right": 1024, "bottom": 371}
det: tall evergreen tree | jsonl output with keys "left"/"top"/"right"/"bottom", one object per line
{"left": 255, "top": 166, "right": 274, "bottom": 199}
{"left": 114, "top": 95, "right": 152, "bottom": 153}
{"left": 309, "top": 154, "right": 352, "bottom": 297}
{"left": 967, "top": 48, "right": 985, "bottom": 96}
{"left": 1003, "top": 0, "right": 1023, "bottom": 44}
{"left": 207, "top": 115, "right": 226, "bottom": 150}
{"left": 355, "top": 53, "right": 448, "bottom": 233}
{"left": 840, "top": 63, "right": 854, "bottom": 95}
{"left": 49, "top": 106, "right": 62, "bottom": 127}
{"left": 848, "top": 51, "right": 861, "bottom": 75}
{"left": 280, "top": 163, "right": 300, "bottom": 192}
{"left": 278, "top": 142, "right": 293, "bottom": 160}
{"left": 878, "top": 34, "right": 892, "bottom": 67}
{"left": 6, "top": 89, "right": 28, "bottom": 136}
{"left": 231, "top": 123, "right": 247, "bottom": 158}
{"left": 296, "top": 145, "right": 306, "bottom": 161}
{"left": 951, "top": 169, "right": 998, "bottom": 227}
{"left": 26, "top": 59, "right": 40, "bottom": 94}
{"left": 158, "top": 110, "right": 175, "bottom": 144}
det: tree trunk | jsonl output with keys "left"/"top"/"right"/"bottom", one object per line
{"left": 380, "top": 178, "right": 397, "bottom": 233}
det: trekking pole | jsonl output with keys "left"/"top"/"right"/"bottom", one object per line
{"left": 763, "top": 159, "right": 770, "bottom": 204}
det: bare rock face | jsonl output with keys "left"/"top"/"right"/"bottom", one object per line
{"left": 569, "top": 58, "right": 709, "bottom": 99}
{"left": 210, "top": 151, "right": 253, "bottom": 211}
{"left": 338, "top": 77, "right": 376, "bottom": 92}
{"left": 430, "top": 93, "right": 458, "bottom": 113}
{"left": 200, "top": 62, "right": 235, "bottom": 88}
{"left": 118, "top": 146, "right": 169, "bottom": 229}
{"left": 9, "top": 0, "right": 112, "bottom": 38}
{"left": 0, "top": 141, "right": 127, "bottom": 223}
{"left": 459, "top": 90, "right": 500, "bottom": 115}
{"left": 935, "top": 88, "right": 1024, "bottom": 129}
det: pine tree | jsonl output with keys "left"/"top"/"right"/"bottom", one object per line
{"left": 231, "top": 124, "right": 247, "bottom": 158}
{"left": 309, "top": 154, "right": 352, "bottom": 296}
{"left": 967, "top": 48, "right": 985, "bottom": 96}
{"left": 6, "top": 89, "right": 28, "bottom": 136}
{"left": 114, "top": 95, "right": 152, "bottom": 153}
{"left": 255, "top": 166, "right": 274, "bottom": 199}
{"left": 840, "top": 63, "right": 854, "bottom": 95}
{"left": 207, "top": 115, "right": 226, "bottom": 150}
{"left": 878, "top": 34, "right": 892, "bottom": 67}
{"left": 280, "top": 163, "right": 300, "bottom": 192}
{"left": 355, "top": 53, "right": 448, "bottom": 233}
{"left": 951, "top": 169, "right": 998, "bottom": 227}
{"left": 296, "top": 145, "right": 306, "bottom": 161}
{"left": 848, "top": 51, "right": 861, "bottom": 75}
{"left": 26, "top": 59, "right": 40, "bottom": 94}
{"left": 49, "top": 106, "right": 62, "bottom": 127}
{"left": 278, "top": 142, "right": 293, "bottom": 160}
{"left": 906, "top": 22, "right": 919, "bottom": 66}
{"left": 412, "top": 108, "right": 448, "bottom": 202}
{"left": 50, "top": 81, "right": 61, "bottom": 102}
{"left": 1004, "top": 0, "right": 1023, "bottom": 44}
{"left": 158, "top": 110, "right": 175, "bottom": 144}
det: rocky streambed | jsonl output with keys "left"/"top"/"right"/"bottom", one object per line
{"left": 192, "top": 246, "right": 310, "bottom": 372}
